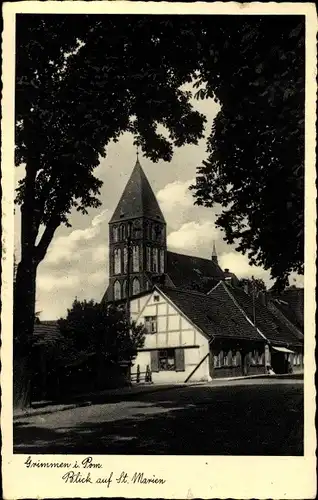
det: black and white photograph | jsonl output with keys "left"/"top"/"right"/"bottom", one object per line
{"left": 1, "top": 1, "right": 316, "bottom": 499}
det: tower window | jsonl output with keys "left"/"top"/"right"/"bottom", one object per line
{"left": 152, "top": 248, "right": 159, "bottom": 272}
{"left": 114, "top": 248, "right": 121, "bottom": 275}
{"left": 123, "top": 247, "right": 128, "bottom": 273}
{"left": 122, "top": 279, "right": 128, "bottom": 298}
{"left": 132, "top": 277, "right": 140, "bottom": 295}
{"left": 113, "top": 226, "right": 118, "bottom": 242}
{"left": 160, "top": 249, "right": 165, "bottom": 273}
{"left": 146, "top": 246, "right": 151, "bottom": 271}
{"left": 114, "top": 280, "right": 121, "bottom": 300}
{"left": 120, "top": 224, "right": 125, "bottom": 240}
{"left": 132, "top": 246, "right": 140, "bottom": 272}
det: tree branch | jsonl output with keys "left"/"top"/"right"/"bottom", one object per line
{"left": 35, "top": 215, "right": 60, "bottom": 263}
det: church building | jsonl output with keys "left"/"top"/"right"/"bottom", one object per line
{"left": 103, "top": 156, "right": 226, "bottom": 303}
{"left": 102, "top": 157, "right": 304, "bottom": 383}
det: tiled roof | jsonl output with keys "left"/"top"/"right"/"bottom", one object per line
{"left": 267, "top": 301, "right": 304, "bottom": 341}
{"left": 166, "top": 251, "right": 225, "bottom": 292}
{"left": 160, "top": 286, "right": 264, "bottom": 342}
{"left": 33, "top": 322, "right": 96, "bottom": 367}
{"left": 33, "top": 322, "right": 62, "bottom": 348}
{"left": 109, "top": 159, "right": 165, "bottom": 224}
{"left": 209, "top": 282, "right": 303, "bottom": 347}
{"left": 271, "top": 288, "right": 304, "bottom": 329}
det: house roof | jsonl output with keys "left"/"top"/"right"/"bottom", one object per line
{"left": 166, "top": 251, "right": 225, "bottom": 292}
{"left": 109, "top": 158, "right": 166, "bottom": 224}
{"left": 33, "top": 321, "right": 62, "bottom": 348}
{"left": 270, "top": 288, "right": 304, "bottom": 329}
{"left": 160, "top": 286, "right": 264, "bottom": 342}
{"left": 209, "top": 281, "right": 303, "bottom": 347}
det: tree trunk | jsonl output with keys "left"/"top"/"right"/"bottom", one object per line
{"left": 13, "top": 258, "right": 37, "bottom": 409}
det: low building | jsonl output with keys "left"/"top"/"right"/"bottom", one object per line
{"left": 129, "top": 282, "right": 304, "bottom": 384}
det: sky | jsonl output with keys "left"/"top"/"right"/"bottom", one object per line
{"left": 14, "top": 95, "right": 303, "bottom": 320}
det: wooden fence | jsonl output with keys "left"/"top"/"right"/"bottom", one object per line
{"left": 131, "top": 364, "right": 152, "bottom": 384}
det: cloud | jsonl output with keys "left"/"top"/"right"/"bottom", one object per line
{"left": 219, "top": 251, "right": 270, "bottom": 281}
{"left": 92, "top": 244, "right": 108, "bottom": 263}
{"left": 167, "top": 221, "right": 220, "bottom": 256}
{"left": 45, "top": 209, "right": 109, "bottom": 264}
{"left": 37, "top": 273, "right": 80, "bottom": 292}
{"left": 157, "top": 179, "right": 195, "bottom": 215}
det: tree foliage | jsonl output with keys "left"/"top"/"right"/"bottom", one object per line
{"left": 190, "top": 17, "right": 304, "bottom": 288}
{"left": 239, "top": 277, "right": 267, "bottom": 296}
{"left": 58, "top": 299, "right": 145, "bottom": 364}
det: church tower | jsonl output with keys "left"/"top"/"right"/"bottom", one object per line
{"left": 108, "top": 157, "right": 167, "bottom": 301}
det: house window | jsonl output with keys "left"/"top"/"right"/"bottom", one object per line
{"left": 251, "top": 350, "right": 261, "bottom": 365}
{"left": 113, "top": 226, "right": 118, "bottom": 242}
{"left": 152, "top": 248, "right": 159, "bottom": 272}
{"left": 150, "top": 348, "right": 185, "bottom": 372}
{"left": 214, "top": 351, "right": 223, "bottom": 368}
{"left": 144, "top": 316, "right": 157, "bottom": 333}
{"left": 114, "top": 248, "right": 121, "bottom": 275}
{"left": 114, "top": 280, "right": 121, "bottom": 300}
{"left": 132, "top": 246, "right": 140, "bottom": 272}
{"left": 232, "top": 352, "right": 237, "bottom": 366}
{"left": 223, "top": 351, "right": 229, "bottom": 366}
{"left": 132, "top": 277, "right": 140, "bottom": 295}
{"left": 159, "top": 349, "right": 176, "bottom": 371}
{"left": 123, "top": 247, "right": 128, "bottom": 273}
{"left": 152, "top": 225, "right": 157, "bottom": 240}
{"left": 146, "top": 246, "right": 151, "bottom": 271}
{"left": 160, "top": 249, "right": 165, "bottom": 273}
{"left": 154, "top": 295, "right": 160, "bottom": 302}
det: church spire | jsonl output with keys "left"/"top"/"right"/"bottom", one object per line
{"left": 212, "top": 241, "right": 218, "bottom": 264}
{"left": 109, "top": 156, "right": 166, "bottom": 224}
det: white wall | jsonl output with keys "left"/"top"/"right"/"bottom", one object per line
{"left": 131, "top": 289, "right": 211, "bottom": 384}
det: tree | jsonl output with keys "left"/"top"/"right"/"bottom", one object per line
{"left": 239, "top": 277, "right": 267, "bottom": 297}
{"left": 58, "top": 299, "right": 145, "bottom": 389}
{"left": 191, "top": 17, "right": 304, "bottom": 290}
{"left": 14, "top": 15, "right": 206, "bottom": 407}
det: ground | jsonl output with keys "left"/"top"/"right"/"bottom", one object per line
{"left": 14, "top": 378, "right": 303, "bottom": 455}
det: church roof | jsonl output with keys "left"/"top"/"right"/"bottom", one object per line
{"left": 208, "top": 281, "right": 303, "bottom": 347}
{"left": 109, "top": 158, "right": 166, "bottom": 224}
{"left": 166, "top": 251, "right": 225, "bottom": 293}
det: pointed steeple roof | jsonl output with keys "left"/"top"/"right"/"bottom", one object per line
{"left": 109, "top": 157, "right": 166, "bottom": 224}
{"left": 211, "top": 241, "right": 218, "bottom": 263}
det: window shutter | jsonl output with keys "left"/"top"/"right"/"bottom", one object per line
{"left": 150, "top": 350, "right": 159, "bottom": 372}
{"left": 175, "top": 348, "right": 185, "bottom": 372}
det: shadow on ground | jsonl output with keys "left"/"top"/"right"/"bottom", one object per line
{"left": 14, "top": 382, "right": 303, "bottom": 456}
